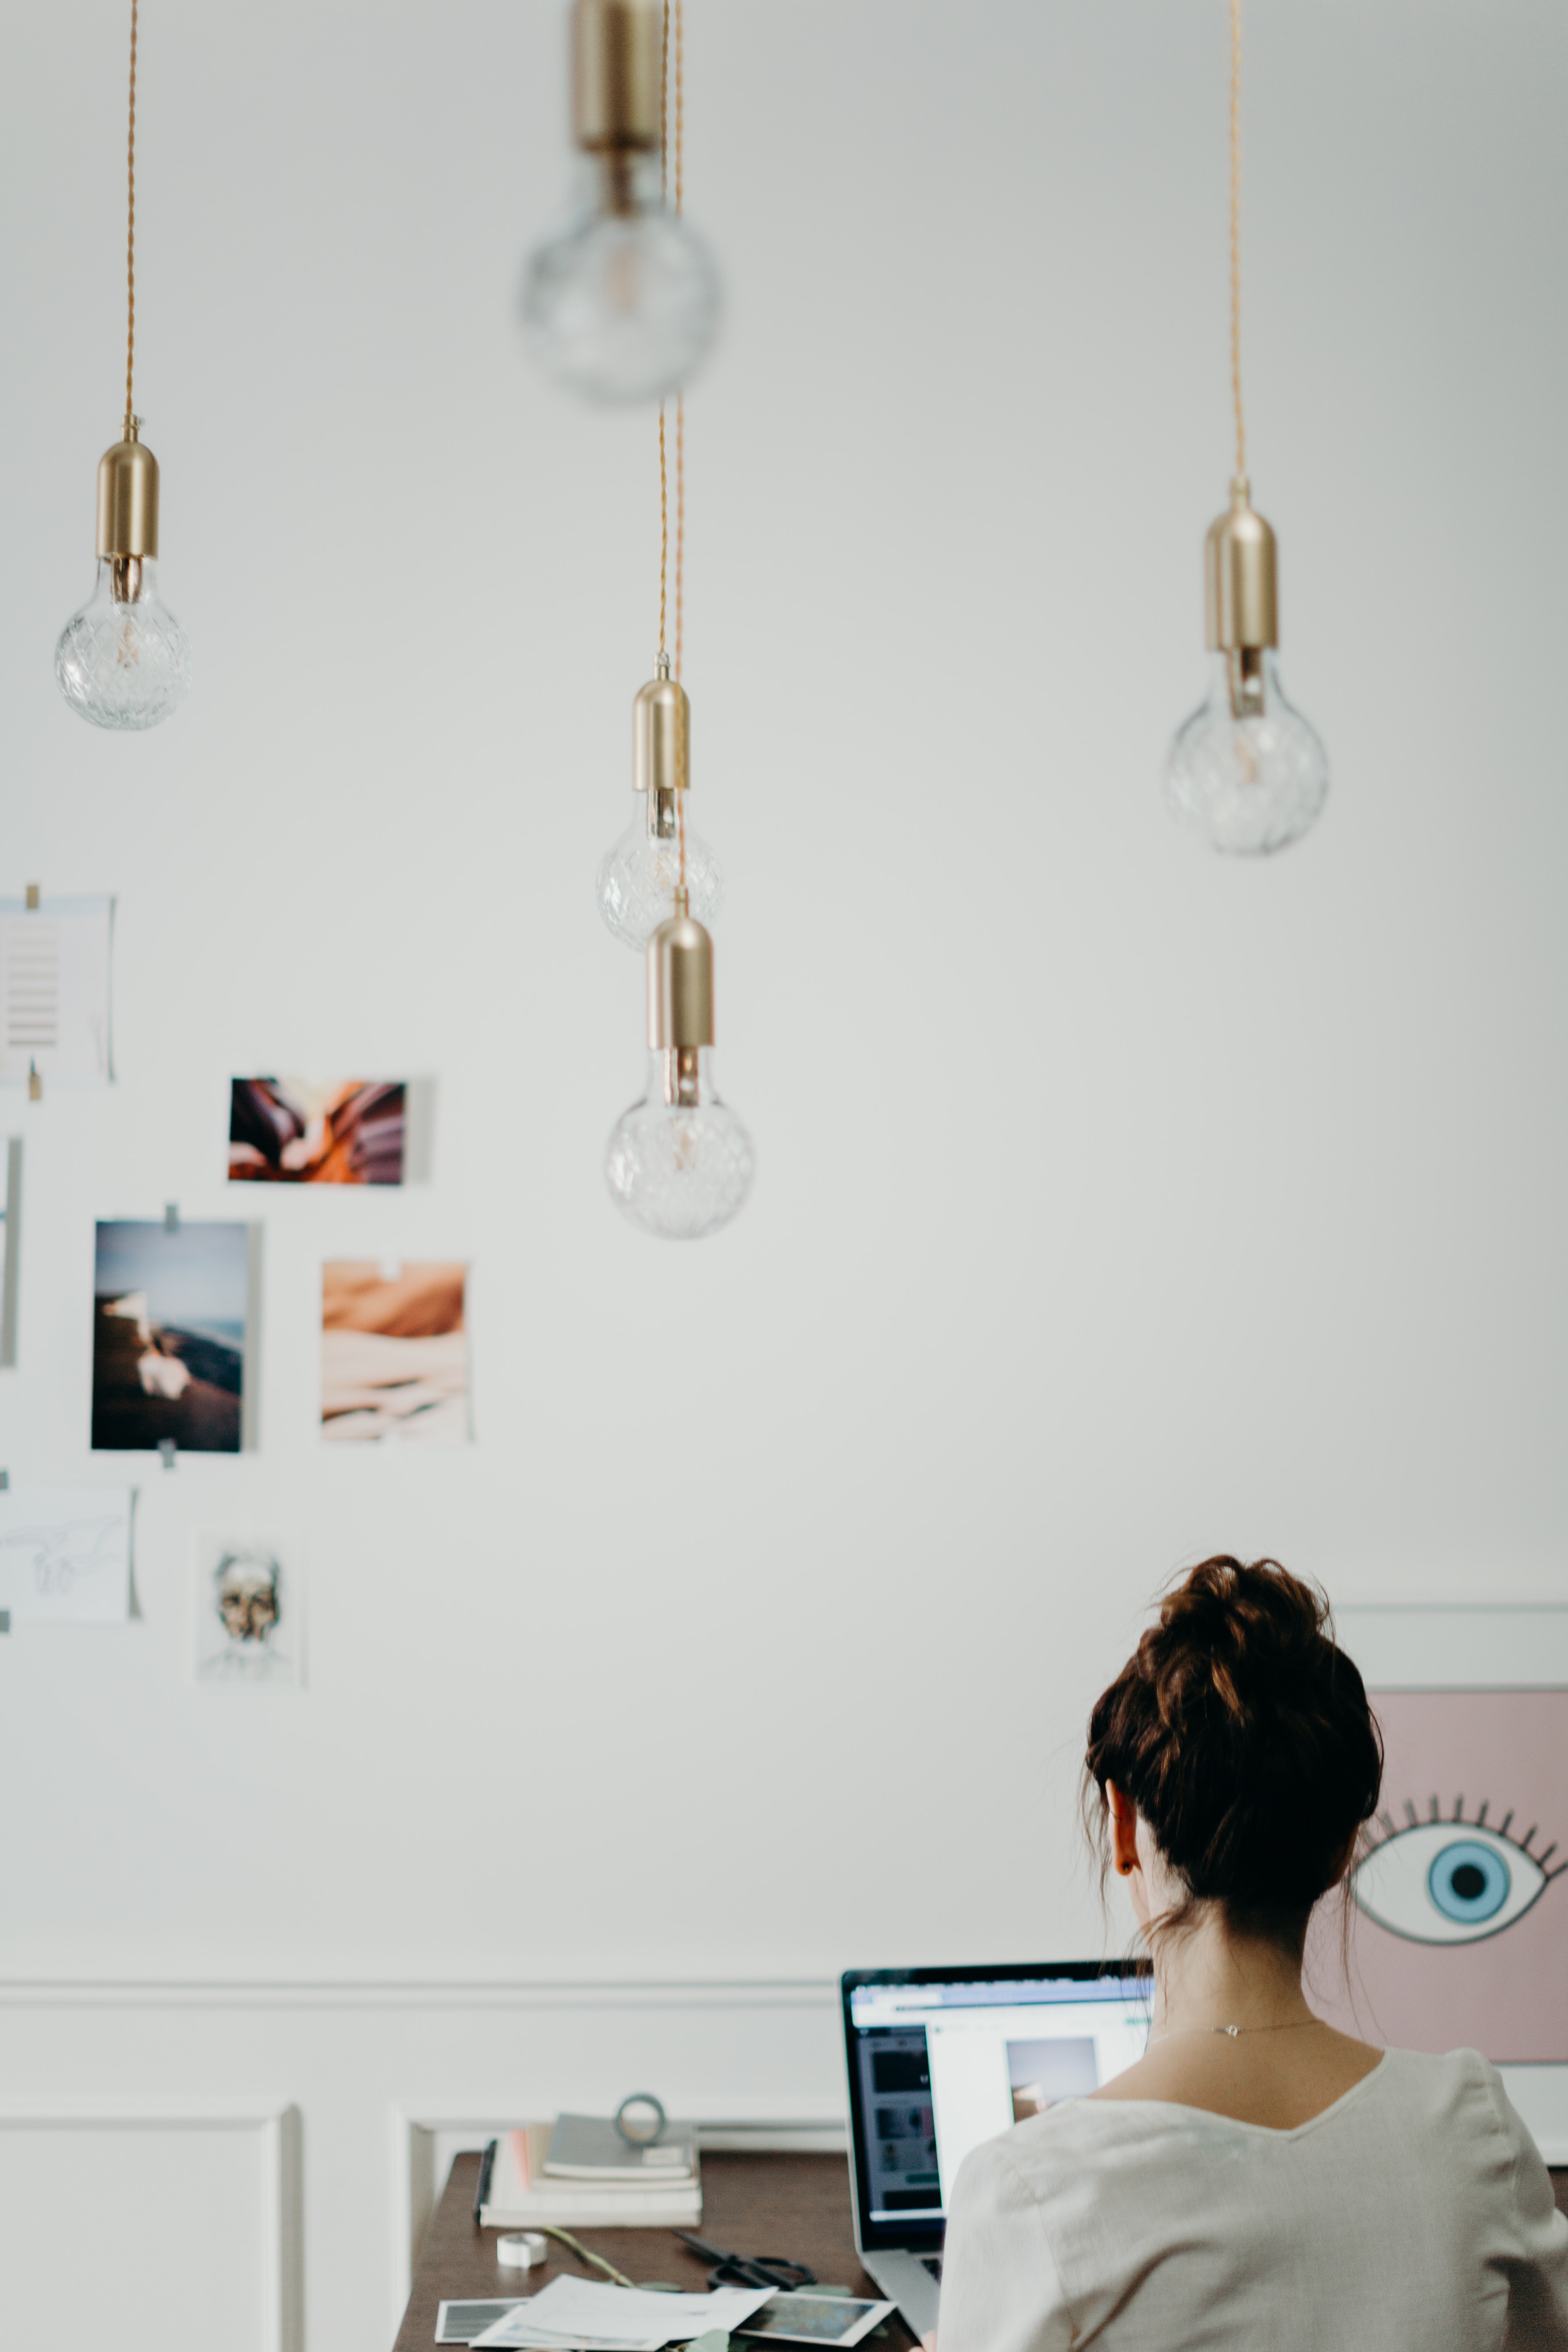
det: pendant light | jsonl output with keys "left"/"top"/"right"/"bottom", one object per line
{"left": 596, "top": 424, "right": 722, "bottom": 948}
{"left": 605, "top": 5, "right": 752, "bottom": 1242}
{"left": 56, "top": 0, "right": 191, "bottom": 732}
{"left": 1164, "top": 0, "right": 1325, "bottom": 855}
{"left": 522, "top": 0, "right": 721, "bottom": 405}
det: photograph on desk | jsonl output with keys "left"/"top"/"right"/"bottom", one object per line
{"left": 228, "top": 1077, "right": 407, "bottom": 1184}
{"left": 1336, "top": 1685, "right": 1568, "bottom": 2063}
{"left": 91, "top": 1219, "right": 250, "bottom": 1454}
{"left": 320, "top": 1259, "right": 470, "bottom": 1443}
{"left": 191, "top": 1531, "right": 304, "bottom": 1688}
{"left": 736, "top": 2291, "right": 898, "bottom": 2346}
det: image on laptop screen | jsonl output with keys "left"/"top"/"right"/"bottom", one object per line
{"left": 845, "top": 1969, "right": 1151, "bottom": 2233}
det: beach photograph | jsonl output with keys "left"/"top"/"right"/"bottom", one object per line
{"left": 320, "top": 1260, "right": 468, "bottom": 1443}
{"left": 228, "top": 1078, "right": 406, "bottom": 1184}
{"left": 91, "top": 1220, "right": 249, "bottom": 1454}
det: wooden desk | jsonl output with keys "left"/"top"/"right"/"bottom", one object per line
{"left": 395, "top": 2151, "right": 915, "bottom": 2352}
{"left": 397, "top": 2151, "right": 1568, "bottom": 2352}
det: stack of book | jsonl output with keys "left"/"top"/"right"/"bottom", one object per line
{"left": 478, "top": 2114, "right": 702, "bottom": 2230}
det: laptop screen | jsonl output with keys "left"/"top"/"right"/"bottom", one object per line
{"left": 841, "top": 1964, "right": 1152, "bottom": 2250}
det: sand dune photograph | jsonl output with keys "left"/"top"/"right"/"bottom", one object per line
{"left": 320, "top": 1260, "right": 468, "bottom": 1443}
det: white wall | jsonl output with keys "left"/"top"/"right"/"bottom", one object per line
{"left": 0, "top": 0, "right": 1564, "bottom": 2342}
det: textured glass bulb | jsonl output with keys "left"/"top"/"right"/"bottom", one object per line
{"left": 56, "top": 556, "right": 191, "bottom": 732}
{"left": 1165, "top": 650, "right": 1327, "bottom": 855}
{"left": 606, "top": 1047, "right": 753, "bottom": 1240}
{"left": 597, "top": 791, "right": 723, "bottom": 949}
{"left": 522, "top": 155, "right": 720, "bottom": 404}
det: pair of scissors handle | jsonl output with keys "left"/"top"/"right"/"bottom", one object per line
{"left": 674, "top": 2233, "right": 817, "bottom": 2294}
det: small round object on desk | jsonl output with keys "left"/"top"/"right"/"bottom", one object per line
{"left": 614, "top": 2091, "right": 666, "bottom": 2147}
{"left": 497, "top": 2232, "right": 549, "bottom": 2269}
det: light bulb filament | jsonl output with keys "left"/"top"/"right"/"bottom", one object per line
{"left": 111, "top": 555, "right": 143, "bottom": 605}
{"left": 662, "top": 1045, "right": 701, "bottom": 1108}
{"left": 1227, "top": 645, "right": 1265, "bottom": 721}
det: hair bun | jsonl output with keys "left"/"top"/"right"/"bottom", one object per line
{"left": 1086, "top": 1555, "right": 1383, "bottom": 1946}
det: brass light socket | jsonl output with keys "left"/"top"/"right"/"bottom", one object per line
{"left": 647, "top": 914, "right": 714, "bottom": 1050}
{"left": 572, "top": 0, "right": 660, "bottom": 152}
{"left": 1204, "top": 478, "right": 1277, "bottom": 652}
{"left": 96, "top": 424, "right": 160, "bottom": 560}
{"left": 633, "top": 673, "right": 691, "bottom": 795}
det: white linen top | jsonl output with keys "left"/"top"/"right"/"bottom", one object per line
{"left": 937, "top": 2047, "right": 1568, "bottom": 2352}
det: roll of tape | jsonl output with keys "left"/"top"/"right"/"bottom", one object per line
{"left": 497, "top": 2232, "right": 550, "bottom": 2270}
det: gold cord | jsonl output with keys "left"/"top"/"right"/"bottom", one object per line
{"left": 654, "top": 1, "right": 689, "bottom": 898}
{"left": 1228, "top": 0, "right": 1246, "bottom": 484}
{"left": 658, "top": 407, "right": 667, "bottom": 662}
{"left": 125, "top": 0, "right": 139, "bottom": 430}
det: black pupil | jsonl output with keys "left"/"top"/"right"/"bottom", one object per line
{"left": 1451, "top": 1863, "right": 1487, "bottom": 1901}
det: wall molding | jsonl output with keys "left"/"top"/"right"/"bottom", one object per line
{"left": 0, "top": 2097, "right": 302, "bottom": 2352}
{"left": 0, "top": 1973, "right": 840, "bottom": 2012}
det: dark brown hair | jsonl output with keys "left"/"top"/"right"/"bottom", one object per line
{"left": 1084, "top": 1556, "right": 1383, "bottom": 1952}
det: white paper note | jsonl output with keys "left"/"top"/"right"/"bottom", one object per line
{"left": 471, "top": 2279, "right": 773, "bottom": 2350}
{"left": 0, "top": 897, "right": 113, "bottom": 1088}
{"left": 0, "top": 1486, "right": 131, "bottom": 1624}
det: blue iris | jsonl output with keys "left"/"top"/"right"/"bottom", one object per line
{"left": 1427, "top": 1839, "right": 1510, "bottom": 1924}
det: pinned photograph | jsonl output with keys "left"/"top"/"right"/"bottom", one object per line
{"left": 192, "top": 1533, "right": 302, "bottom": 1686}
{"left": 0, "top": 1484, "right": 131, "bottom": 1627}
{"left": 228, "top": 1078, "right": 407, "bottom": 1184}
{"left": 321, "top": 1260, "right": 469, "bottom": 1443}
{"left": 92, "top": 1219, "right": 250, "bottom": 1454}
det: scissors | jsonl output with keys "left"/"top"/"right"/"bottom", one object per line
{"left": 674, "top": 2231, "right": 817, "bottom": 2294}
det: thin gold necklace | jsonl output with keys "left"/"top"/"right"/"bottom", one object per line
{"left": 1149, "top": 2017, "right": 1325, "bottom": 2045}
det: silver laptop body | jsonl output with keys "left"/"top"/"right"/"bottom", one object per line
{"left": 840, "top": 1963, "right": 1152, "bottom": 2342}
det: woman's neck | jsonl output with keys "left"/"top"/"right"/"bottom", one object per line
{"left": 1148, "top": 1912, "right": 1313, "bottom": 2036}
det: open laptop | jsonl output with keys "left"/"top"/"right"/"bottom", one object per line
{"left": 840, "top": 1963, "right": 1152, "bottom": 2340}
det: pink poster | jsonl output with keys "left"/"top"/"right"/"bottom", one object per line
{"left": 1315, "top": 1689, "right": 1568, "bottom": 2060}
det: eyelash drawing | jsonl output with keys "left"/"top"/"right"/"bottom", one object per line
{"left": 1362, "top": 1795, "right": 1566, "bottom": 1879}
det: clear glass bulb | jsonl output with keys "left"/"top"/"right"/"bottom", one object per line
{"left": 606, "top": 1047, "right": 753, "bottom": 1240}
{"left": 597, "top": 790, "right": 723, "bottom": 949}
{"left": 1164, "top": 649, "right": 1327, "bottom": 855}
{"left": 55, "top": 556, "right": 191, "bottom": 731}
{"left": 522, "top": 154, "right": 721, "bottom": 404}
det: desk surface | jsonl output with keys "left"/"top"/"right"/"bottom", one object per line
{"left": 397, "top": 2149, "right": 1568, "bottom": 2352}
{"left": 395, "top": 2151, "right": 911, "bottom": 2352}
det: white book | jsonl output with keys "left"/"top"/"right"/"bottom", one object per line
{"left": 478, "top": 2128, "right": 702, "bottom": 2230}
{"left": 544, "top": 2113, "right": 697, "bottom": 2181}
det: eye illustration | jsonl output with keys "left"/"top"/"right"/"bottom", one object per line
{"left": 1351, "top": 1799, "right": 1565, "bottom": 1946}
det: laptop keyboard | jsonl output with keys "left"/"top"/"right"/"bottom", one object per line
{"left": 921, "top": 2258, "right": 943, "bottom": 2282}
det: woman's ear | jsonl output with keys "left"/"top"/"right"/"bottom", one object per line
{"left": 1106, "top": 1781, "right": 1140, "bottom": 1878}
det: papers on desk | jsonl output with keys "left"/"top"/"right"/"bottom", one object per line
{"left": 470, "top": 2278, "right": 773, "bottom": 2349}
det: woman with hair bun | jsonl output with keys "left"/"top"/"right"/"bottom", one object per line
{"left": 934, "top": 1556, "right": 1568, "bottom": 2352}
